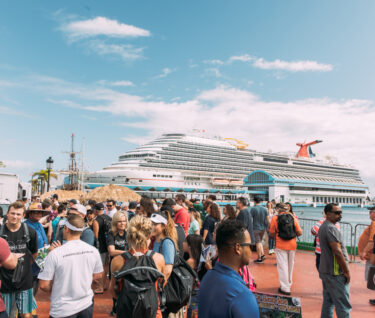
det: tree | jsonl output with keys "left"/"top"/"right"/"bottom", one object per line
{"left": 32, "top": 169, "right": 57, "bottom": 194}
{"left": 0, "top": 161, "right": 5, "bottom": 168}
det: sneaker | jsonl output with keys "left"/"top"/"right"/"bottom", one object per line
{"left": 278, "top": 287, "right": 291, "bottom": 296}
{"left": 370, "top": 299, "right": 375, "bottom": 306}
{"left": 254, "top": 258, "right": 263, "bottom": 263}
{"left": 269, "top": 249, "right": 275, "bottom": 255}
{"left": 261, "top": 255, "right": 266, "bottom": 261}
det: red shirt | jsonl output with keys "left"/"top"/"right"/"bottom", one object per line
{"left": 174, "top": 208, "right": 190, "bottom": 236}
{"left": 0, "top": 238, "right": 11, "bottom": 312}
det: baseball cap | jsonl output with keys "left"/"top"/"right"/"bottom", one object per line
{"left": 71, "top": 204, "right": 87, "bottom": 216}
{"left": 94, "top": 203, "right": 104, "bottom": 210}
{"left": 69, "top": 199, "right": 78, "bottom": 205}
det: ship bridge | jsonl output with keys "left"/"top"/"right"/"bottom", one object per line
{"left": 243, "top": 170, "right": 369, "bottom": 206}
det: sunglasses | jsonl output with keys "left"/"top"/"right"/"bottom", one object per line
{"left": 334, "top": 211, "right": 342, "bottom": 215}
{"left": 107, "top": 205, "right": 113, "bottom": 208}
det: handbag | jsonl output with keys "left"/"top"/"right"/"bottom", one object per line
{"left": 367, "top": 266, "right": 375, "bottom": 290}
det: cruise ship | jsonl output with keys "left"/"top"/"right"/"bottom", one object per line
{"left": 85, "top": 133, "right": 369, "bottom": 205}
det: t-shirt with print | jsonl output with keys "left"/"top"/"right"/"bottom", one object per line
{"left": 0, "top": 224, "right": 38, "bottom": 293}
{"left": 189, "top": 219, "right": 200, "bottom": 235}
{"left": 201, "top": 215, "right": 219, "bottom": 245}
{"left": 38, "top": 240, "right": 103, "bottom": 318}
{"left": 106, "top": 231, "right": 128, "bottom": 258}
{"left": 153, "top": 238, "right": 176, "bottom": 265}
{"left": 318, "top": 220, "right": 349, "bottom": 276}
{"left": 0, "top": 238, "right": 11, "bottom": 312}
{"left": 358, "top": 220, "right": 375, "bottom": 260}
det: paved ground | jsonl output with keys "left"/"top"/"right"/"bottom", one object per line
{"left": 250, "top": 250, "right": 375, "bottom": 318}
{"left": 35, "top": 250, "right": 375, "bottom": 317}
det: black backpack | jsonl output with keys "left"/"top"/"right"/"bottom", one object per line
{"left": 114, "top": 251, "right": 164, "bottom": 318}
{"left": 277, "top": 213, "right": 297, "bottom": 240}
{"left": 159, "top": 238, "right": 197, "bottom": 313}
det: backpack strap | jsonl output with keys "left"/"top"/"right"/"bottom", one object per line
{"left": 121, "top": 251, "right": 133, "bottom": 262}
{"left": 158, "top": 237, "right": 177, "bottom": 257}
{"left": 23, "top": 223, "right": 30, "bottom": 243}
{"left": 146, "top": 250, "right": 155, "bottom": 258}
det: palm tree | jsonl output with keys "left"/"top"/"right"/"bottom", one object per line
{"left": 0, "top": 161, "right": 5, "bottom": 168}
{"left": 32, "top": 169, "right": 57, "bottom": 194}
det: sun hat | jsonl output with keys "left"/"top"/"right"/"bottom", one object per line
{"left": 71, "top": 204, "right": 87, "bottom": 216}
{"left": 150, "top": 212, "right": 168, "bottom": 225}
{"left": 26, "top": 202, "right": 50, "bottom": 217}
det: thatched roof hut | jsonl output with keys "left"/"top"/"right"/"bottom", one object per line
{"left": 84, "top": 184, "right": 141, "bottom": 203}
{"left": 40, "top": 190, "right": 85, "bottom": 203}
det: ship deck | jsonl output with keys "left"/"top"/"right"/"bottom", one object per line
{"left": 35, "top": 250, "right": 375, "bottom": 317}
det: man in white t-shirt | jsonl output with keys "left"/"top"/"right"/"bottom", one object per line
{"left": 38, "top": 214, "right": 103, "bottom": 318}
{"left": 106, "top": 199, "right": 117, "bottom": 218}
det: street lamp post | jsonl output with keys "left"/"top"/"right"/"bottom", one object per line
{"left": 46, "top": 156, "right": 54, "bottom": 192}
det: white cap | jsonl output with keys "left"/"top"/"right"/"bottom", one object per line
{"left": 121, "top": 202, "right": 129, "bottom": 208}
{"left": 150, "top": 213, "right": 168, "bottom": 225}
{"left": 72, "top": 204, "right": 87, "bottom": 216}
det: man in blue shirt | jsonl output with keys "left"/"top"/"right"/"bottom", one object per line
{"left": 199, "top": 220, "right": 259, "bottom": 318}
{"left": 250, "top": 197, "right": 269, "bottom": 263}
{"left": 236, "top": 197, "right": 255, "bottom": 245}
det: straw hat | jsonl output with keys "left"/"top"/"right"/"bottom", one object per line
{"left": 26, "top": 202, "right": 50, "bottom": 217}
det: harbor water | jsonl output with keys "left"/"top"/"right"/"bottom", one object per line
{"left": 293, "top": 206, "right": 371, "bottom": 226}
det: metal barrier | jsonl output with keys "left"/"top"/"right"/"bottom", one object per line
{"left": 297, "top": 218, "right": 355, "bottom": 262}
{"left": 352, "top": 223, "right": 370, "bottom": 262}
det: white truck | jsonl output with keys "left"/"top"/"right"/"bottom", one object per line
{"left": 0, "top": 172, "right": 31, "bottom": 213}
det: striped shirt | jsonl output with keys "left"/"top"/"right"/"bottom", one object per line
{"left": 311, "top": 218, "right": 340, "bottom": 254}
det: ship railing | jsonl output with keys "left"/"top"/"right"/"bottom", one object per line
{"left": 296, "top": 218, "right": 356, "bottom": 262}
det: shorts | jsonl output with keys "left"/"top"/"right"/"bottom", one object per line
{"left": 253, "top": 230, "right": 265, "bottom": 244}
{"left": 365, "top": 260, "right": 375, "bottom": 281}
{"left": 100, "top": 253, "right": 108, "bottom": 265}
{"left": 1, "top": 288, "right": 37, "bottom": 315}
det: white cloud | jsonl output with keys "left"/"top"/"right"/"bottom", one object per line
{"left": 203, "top": 59, "right": 224, "bottom": 65}
{"left": 97, "top": 80, "right": 135, "bottom": 87}
{"left": 253, "top": 58, "right": 333, "bottom": 72}
{"left": 203, "top": 68, "right": 222, "bottom": 78}
{"left": 87, "top": 41, "right": 144, "bottom": 61}
{"left": 62, "top": 16, "right": 150, "bottom": 40}
{"left": 155, "top": 68, "right": 175, "bottom": 79}
{"left": 28, "top": 75, "right": 375, "bottom": 191}
{"left": 0, "top": 106, "right": 32, "bottom": 117}
{"left": 229, "top": 54, "right": 253, "bottom": 62}
{"left": 207, "top": 54, "right": 333, "bottom": 72}
{"left": 111, "top": 81, "right": 135, "bottom": 87}
{"left": 3, "top": 160, "right": 33, "bottom": 169}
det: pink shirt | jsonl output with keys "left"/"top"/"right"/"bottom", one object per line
{"left": 174, "top": 208, "right": 190, "bottom": 236}
{"left": 0, "top": 238, "right": 11, "bottom": 312}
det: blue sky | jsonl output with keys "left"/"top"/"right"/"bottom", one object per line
{"left": 1, "top": 1, "right": 375, "bottom": 192}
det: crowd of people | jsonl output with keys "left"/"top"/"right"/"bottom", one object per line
{"left": 0, "top": 193, "right": 374, "bottom": 318}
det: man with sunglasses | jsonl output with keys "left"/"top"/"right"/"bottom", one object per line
{"left": 106, "top": 200, "right": 117, "bottom": 219}
{"left": 198, "top": 220, "right": 259, "bottom": 318}
{"left": 318, "top": 203, "right": 351, "bottom": 317}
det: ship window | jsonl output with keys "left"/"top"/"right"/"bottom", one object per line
{"left": 169, "top": 176, "right": 172, "bottom": 178}
{"left": 139, "top": 180, "right": 143, "bottom": 182}
{"left": 153, "top": 175, "right": 156, "bottom": 177}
